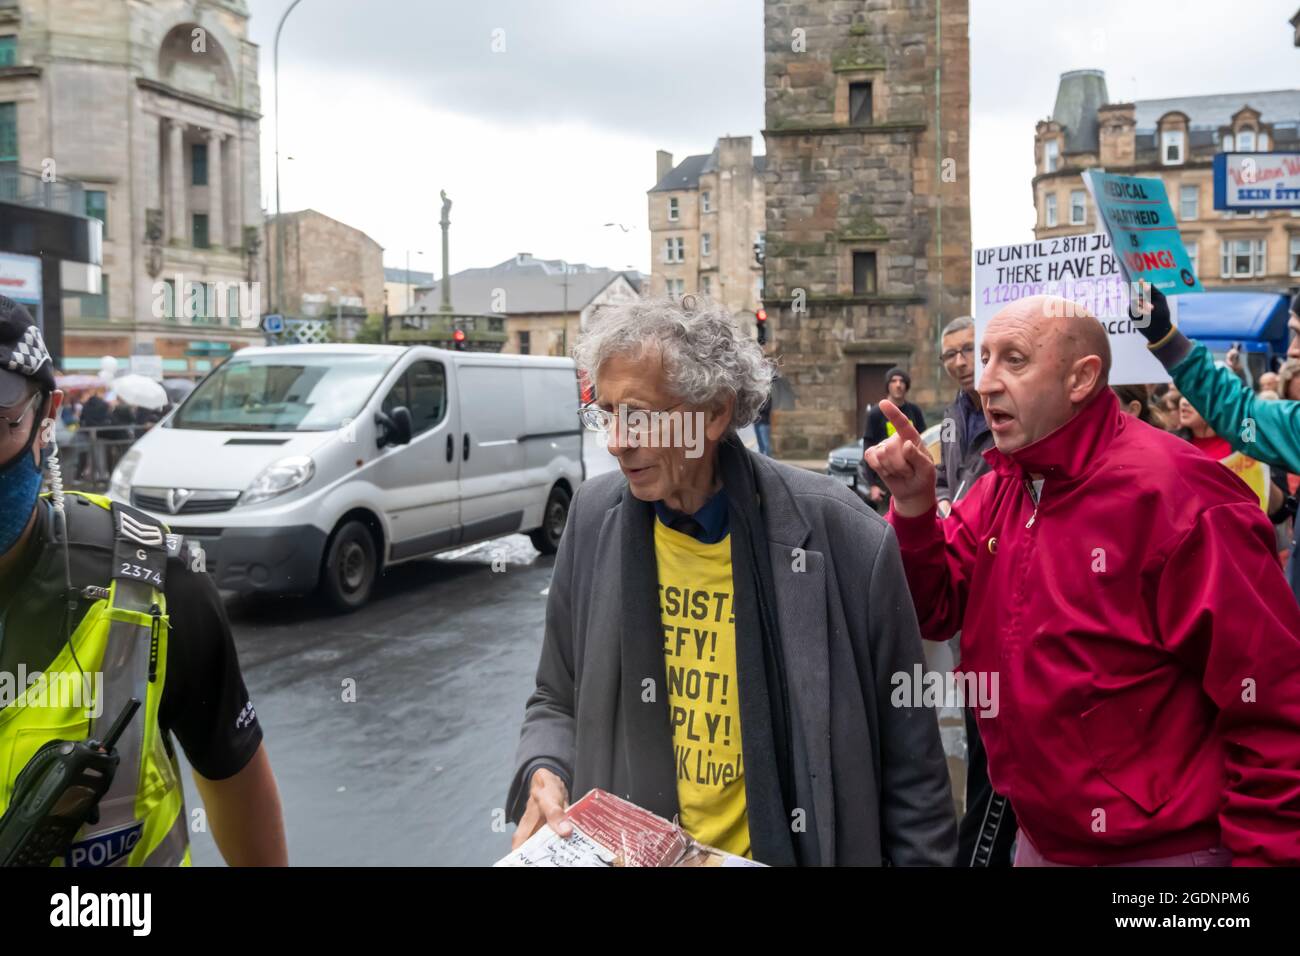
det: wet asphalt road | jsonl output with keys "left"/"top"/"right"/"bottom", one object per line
{"left": 182, "top": 532, "right": 557, "bottom": 867}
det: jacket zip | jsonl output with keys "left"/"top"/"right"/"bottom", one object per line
{"left": 1023, "top": 478, "right": 1042, "bottom": 528}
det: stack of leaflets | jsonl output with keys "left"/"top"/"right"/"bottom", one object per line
{"left": 496, "top": 788, "right": 766, "bottom": 867}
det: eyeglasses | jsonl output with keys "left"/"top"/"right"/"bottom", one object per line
{"left": 0, "top": 391, "right": 41, "bottom": 429}
{"left": 579, "top": 400, "right": 687, "bottom": 435}
{"left": 940, "top": 344, "right": 975, "bottom": 364}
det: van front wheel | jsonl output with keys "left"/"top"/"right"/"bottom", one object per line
{"left": 321, "top": 519, "right": 378, "bottom": 612}
{"left": 529, "top": 485, "right": 571, "bottom": 555}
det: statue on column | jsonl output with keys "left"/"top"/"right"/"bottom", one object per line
{"left": 439, "top": 190, "right": 453, "bottom": 314}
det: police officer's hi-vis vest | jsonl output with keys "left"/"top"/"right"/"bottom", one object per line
{"left": 0, "top": 492, "right": 190, "bottom": 867}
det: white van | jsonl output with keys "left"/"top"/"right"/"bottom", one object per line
{"left": 109, "top": 344, "right": 584, "bottom": 610}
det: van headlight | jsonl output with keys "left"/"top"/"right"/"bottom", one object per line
{"left": 109, "top": 449, "right": 141, "bottom": 502}
{"left": 241, "top": 456, "right": 315, "bottom": 506}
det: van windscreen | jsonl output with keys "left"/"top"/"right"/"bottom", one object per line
{"left": 172, "top": 353, "right": 394, "bottom": 431}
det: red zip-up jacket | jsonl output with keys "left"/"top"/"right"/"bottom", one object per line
{"left": 890, "top": 387, "right": 1300, "bottom": 866}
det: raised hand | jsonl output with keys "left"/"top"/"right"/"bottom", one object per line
{"left": 862, "top": 400, "right": 936, "bottom": 518}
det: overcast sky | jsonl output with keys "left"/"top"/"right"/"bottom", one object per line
{"left": 249, "top": 0, "right": 1300, "bottom": 277}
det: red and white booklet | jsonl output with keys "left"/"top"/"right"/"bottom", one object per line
{"left": 495, "top": 788, "right": 765, "bottom": 867}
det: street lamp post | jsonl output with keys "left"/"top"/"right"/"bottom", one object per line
{"left": 274, "top": 0, "right": 305, "bottom": 316}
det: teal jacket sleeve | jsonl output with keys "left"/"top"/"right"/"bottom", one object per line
{"left": 1154, "top": 332, "right": 1300, "bottom": 473}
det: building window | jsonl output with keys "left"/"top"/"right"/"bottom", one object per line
{"left": 662, "top": 237, "right": 684, "bottom": 263}
{"left": 518, "top": 330, "right": 530, "bottom": 355}
{"left": 0, "top": 102, "right": 16, "bottom": 163}
{"left": 1179, "top": 185, "right": 1198, "bottom": 221}
{"left": 1045, "top": 193, "right": 1058, "bottom": 228}
{"left": 700, "top": 275, "right": 711, "bottom": 295}
{"left": 85, "top": 190, "right": 108, "bottom": 233}
{"left": 1259, "top": 131, "right": 1270, "bottom": 151}
{"left": 667, "top": 197, "right": 679, "bottom": 221}
{"left": 0, "top": 36, "right": 15, "bottom": 67}
{"left": 666, "top": 278, "right": 685, "bottom": 297}
{"left": 1220, "top": 238, "right": 1266, "bottom": 278}
{"left": 701, "top": 191, "right": 712, "bottom": 213}
{"left": 1185, "top": 241, "right": 1198, "bottom": 278}
{"left": 161, "top": 279, "right": 177, "bottom": 320}
{"left": 674, "top": 237, "right": 684, "bottom": 262}
{"left": 191, "top": 143, "right": 208, "bottom": 186}
{"left": 848, "top": 81, "right": 873, "bottom": 126}
{"left": 1290, "top": 236, "right": 1300, "bottom": 276}
{"left": 1070, "top": 190, "right": 1086, "bottom": 225}
{"left": 1236, "top": 129, "right": 1255, "bottom": 152}
{"left": 192, "top": 213, "right": 209, "bottom": 249}
{"left": 1044, "top": 139, "right": 1059, "bottom": 173}
{"left": 1161, "top": 129, "right": 1185, "bottom": 165}
{"left": 67, "top": 275, "right": 110, "bottom": 320}
{"left": 1222, "top": 133, "right": 1234, "bottom": 151}
{"left": 701, "top": 233, "right": 711, "bottom": 257}
{"left": 852, "top": 251, "right": 877, "bottom": 295}
{"left": 226, "top": 285, "right": 242, "bottom": 326}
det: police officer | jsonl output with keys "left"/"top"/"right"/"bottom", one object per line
{"left": 0, "top": 296, "right": 286, "bottom": 866}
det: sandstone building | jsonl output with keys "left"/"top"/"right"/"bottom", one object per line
{"left": 263, "top": 209, "right": 385, "bottom": 342}
{"left": 648, "top": 135, "right": 765, "bottom": 334}
{"left": 1034, "top": 69, "right": 1300, "bottom": 295}
{"left": 0, "top": 0, "right": 265, "bottom": 376}
{"left": 762, "top": 0, "right": 971, "bottom": 456}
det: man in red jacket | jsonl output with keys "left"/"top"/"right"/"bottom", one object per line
{"left": 866, "top": 294, "right": 1300, "bottom": 866}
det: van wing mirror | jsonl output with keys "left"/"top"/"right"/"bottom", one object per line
{"left": 374, "top": 407, "right": 414, "bottom": 448}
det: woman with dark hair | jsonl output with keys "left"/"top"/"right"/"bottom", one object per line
{"left": 1111, "top": 383, "right": 1164, "bottom": 428}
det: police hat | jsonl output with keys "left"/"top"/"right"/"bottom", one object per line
{"left": 0, "top": 295, "right": 55, "bottom": 407}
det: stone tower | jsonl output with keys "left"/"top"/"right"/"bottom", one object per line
{"left": 762, "top": 0, "right": 971, "bottom": 456}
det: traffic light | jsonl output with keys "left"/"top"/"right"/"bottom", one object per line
{"left": 452, "top": 328, "right": 466, "bottom": 351}
{"left": 756, "top": 307, "right": 768, "bottom": 345}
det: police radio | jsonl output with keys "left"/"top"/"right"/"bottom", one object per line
{"left": 0, "top": 698, "right": 140, "bottom": 867}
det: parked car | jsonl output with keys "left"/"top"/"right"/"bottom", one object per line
{"left": 826, "top": 422, "right": 944, "bottom": 502}
{"left": 109, "top": 344, "right": 584, "bottom": 611}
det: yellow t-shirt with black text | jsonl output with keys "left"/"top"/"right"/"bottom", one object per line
{"left": 654, "top": 521, "right": 750, "bottom": 858}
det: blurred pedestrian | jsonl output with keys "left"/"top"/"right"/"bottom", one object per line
{"left": 754, "top": 391, "right": 773, "bottom": 457}
{"left": 508, "top": 295, "right": 957, "bottom": 866}
{"left": 77, "top": 385, "right": 111, "bottom": 481}
{"left": 1111, "top": 383, "right": 1164, "bottom": 428}
{"left": 1279, "top": 358, "right": 1300, "bottom": 402}
{"left": 867, "top": 294, "right": 1300, "bottom": 866}
{"left": 862, "top": 366, "right": 926, "bottom": 510}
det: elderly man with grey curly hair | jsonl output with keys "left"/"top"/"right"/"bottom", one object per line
{"left": 506, "top": 296, "right": 957, "bottom": 866}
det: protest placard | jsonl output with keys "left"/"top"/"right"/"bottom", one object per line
{"left": 1083, "top": 170, "right": 1203, "bottom": 294}
{"left": 973, "top": 232, "right": 1172, "bottom": 386}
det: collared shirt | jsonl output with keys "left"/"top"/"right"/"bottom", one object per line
{"left": 653, "top": 488, "right": 730, "bottom": 544}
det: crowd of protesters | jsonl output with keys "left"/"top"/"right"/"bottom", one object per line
{"left": 510, "top": 288, "right": 1300, "bottom": 868}
{"left": 55, "top": 383, "right": 167, "bottom": 484}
